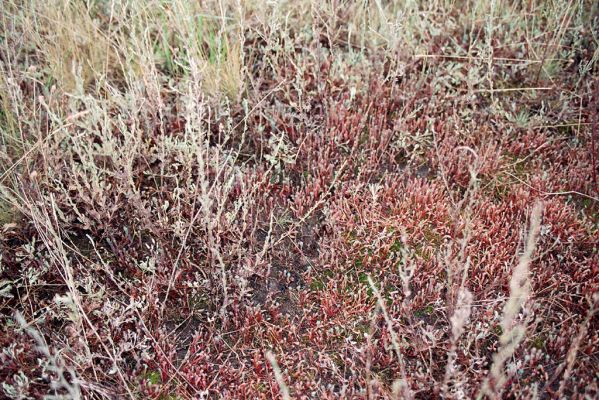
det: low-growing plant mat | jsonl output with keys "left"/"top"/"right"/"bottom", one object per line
{"left": 1, "top": 1, "right": 598, "bottom": 399}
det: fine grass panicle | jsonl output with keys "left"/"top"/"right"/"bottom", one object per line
{"left": 0, "top": 1, "right": 598, "bottom": 398}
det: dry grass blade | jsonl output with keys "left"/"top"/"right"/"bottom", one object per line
{"left": 265, "top": 351, "right": 291, "bottom": 400}
{"left": 479, "top": 202, "right": 543, "bottom": 399}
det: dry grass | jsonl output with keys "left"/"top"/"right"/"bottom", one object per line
{"left": 1, "top": 0, "right": 598, "bottom": 398}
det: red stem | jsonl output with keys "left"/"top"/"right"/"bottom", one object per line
{"left": 592, "top": 80, "right": 598, "bottom": 194}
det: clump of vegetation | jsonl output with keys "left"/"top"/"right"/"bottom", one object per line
{"left": 1, "top": 0, "right": 598, "bottom": 398}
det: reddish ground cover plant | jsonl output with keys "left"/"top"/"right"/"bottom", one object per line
{"left": 1, "top": 1, "right": 598, "bottom": 399}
